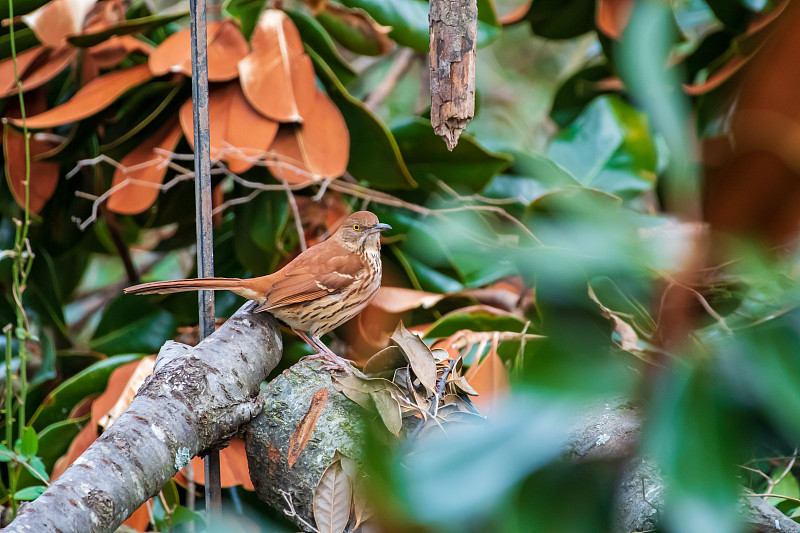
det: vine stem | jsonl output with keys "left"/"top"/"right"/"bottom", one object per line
{"left": 8, "top": 0, "right": 33, "bottom": 506}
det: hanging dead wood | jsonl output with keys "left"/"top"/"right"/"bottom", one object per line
{"left": 429, "top": 0, "right": 477, "bottom": 151}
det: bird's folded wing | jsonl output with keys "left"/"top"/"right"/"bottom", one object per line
{"left": 255, "top": 254, "right": 361, "bottom": 312}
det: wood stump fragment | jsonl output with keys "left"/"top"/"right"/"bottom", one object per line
{"left": 429, "top": 0, "right": 477, "bottom": 151}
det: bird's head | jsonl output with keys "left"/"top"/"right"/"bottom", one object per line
{"left": 334, "top": 211, "right": 392, "bottom": 252}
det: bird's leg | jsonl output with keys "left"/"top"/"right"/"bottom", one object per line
{"left": 293, "top": 329, "right": 353, "bottom": 373}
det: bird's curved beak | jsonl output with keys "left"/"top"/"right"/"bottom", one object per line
{"left": 373, "top": 223, "right": 392, "bottom": 233}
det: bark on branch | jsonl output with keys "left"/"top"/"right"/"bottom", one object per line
{"left": 429, "top": 0, "right": 477, "bottom": 150}
{"left": 6, "top": 302, "right": 281, "bottom": 533}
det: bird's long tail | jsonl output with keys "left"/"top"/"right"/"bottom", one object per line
{"left": 124, "top": 278, "right": 261, "bottom": 300}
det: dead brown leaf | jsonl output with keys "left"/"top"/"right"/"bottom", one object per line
{"left": 390, "top": 322, "right": 437, "bottom": 393}
{"left": 106, "top": 117, "right": 183, "bottom": 214}
{"left": 14, "top": 63, "right": 152, "bottom": 129}
{"left": 0, "top": 46, "right": 78, "bottom": 99}
{"left": 148, "top": 20, "right": 248, "bottom": 82}
{"left": 180, "top": 83, "right": 279, "bottom": 173}
{"left": 3, "top": 125, "right": 60, "bottom": 214}
{"left": 288, "top": 388, "right": 329, "bottom": 468}
{"left": 88, "top": 35, "right": 153, "bottom": 69}
{"left": 464, "top": 334, "right": 509, "bottom": 413}
{"left": 238, "top": 9, "right": 317, "bottom": 122}
{"left": 370, "top": 388, "right": 402, "bottom": 435}
{"left": 267, "top": 90, "right": 349, "bottom": 183}
{"left": 314, "top": 455, "right": 352, "bottom": 533}
{"left": 22, "top": 0, "right": 98, "bottom": 47}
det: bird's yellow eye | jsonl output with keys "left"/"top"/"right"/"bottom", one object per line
{"left": 353, "top": 224, "right": 360, "bottom": 231}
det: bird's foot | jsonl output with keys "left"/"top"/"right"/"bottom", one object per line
{"left": 300, "top": 352, "right": 355, "bottom": 373}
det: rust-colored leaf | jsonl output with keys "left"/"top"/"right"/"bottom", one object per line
{"left": 3, "top": 125, "right": 59, "bottom": 214}
{"left": 94, "top": 357, "right": 155, "bottom": 430}
{"left": 465, "top": 335, "right": 509, "bottom": 413}
{"left": 288, "top": 388, "right": 329, "bottom": 468}
{"left": 14, "top": 63, "right": 152, "bottom": 129}
{"left": 106, "top": 118, "right": 183, "bottom": 214}
{"left": 180, "top": 83, "right": 278, "bottom": 173}
{"left": 22, "top": 0, "right": 98, "bottom": 47}
{"left": 238, "top": 9, "right": 317, "bottom": 122}
{"left": 0, "top": 46, "right": 78, "bottom": 99}
{"left": 268, "top": 90, "right": 349, "bottom": 183}
{"left": 371, "top": 287, "right": 445, "bottom": 313}
{"left": 314, "top": 457, "right": 352, "bottom": 533}
{"left": 175, "top": 439, "right": 254, "bottom": 490}
{"left": 148, "top": 20, "right": 248, "bottom": 81}
{"left": 88, "top": 35, "right": 154, "bottom": 69}
{"left": 596, "top": 0, "right": 633, "bottom": 39}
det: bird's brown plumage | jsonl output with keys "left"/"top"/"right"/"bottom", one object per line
{"left": 125, "top": 211, "right": 391, "bottom": 367}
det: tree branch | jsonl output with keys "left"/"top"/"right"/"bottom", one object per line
{"left": 6, "top": 302, "right": 282, "bottom": 533}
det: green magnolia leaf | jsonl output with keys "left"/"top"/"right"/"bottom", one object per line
{"left": 90, "top": 294, "right": 177, "bottom": 355}
{"left": 644, "top": 360, "right": 744, "bottom": 533}
{"left": 339, "top": 0, "right": 500, "bottom": 50}
{"left": 391, "top": 118, "right": 512, "bottom": 192}
{"left": 524, "top": 0, "right": 595, "bottom": 39}
{"left": 14, "top": 485, "right": 46, "bottom": 501}
{"left": 30, "top": 354, "right": 142, "bottom": 430}
{"left": 426, "top": 307, "right": 526, "bottom": 339}
{"left": 67, "top": 12, "right": 189, "bottom": 48}
{"left": 551, "top": 65, "right": 621, "bottom": 128}
{"left": 308, "top": 48, "right": 417, "bottom": 189}
{"left": 548, "top": 96, "right": 657, "bottom": 199}
{"left": 222, "top": 0, "right": 263, "bottom": 37}
{"left": 316, "top": 7, "right": 389, "bottom": 56}
{"left": 287, "top": 10, "right": 356, "bottom": 85}
{"left": 233, "top": 189, "right": 290, "bottom": 275}
{"left": 20, "top": 426, "right": 38, "bottom": 457}
{"left": 0, "top": 28, "right": 39, "bottom": 60}
{"left": 0, "top": 0, "right": 48, "bottom": 21}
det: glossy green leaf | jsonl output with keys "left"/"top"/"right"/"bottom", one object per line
{"left": 395, "top": 396, "right": 574, "bottom": 525}
{"left": 425, "top": 307, "right": 526, "bottom": 339}
{"left": 0, "top": 0, "right": 48, "bottom": 21}
{"left": 391, "top": 118, "right": 512, "bottom": 192}
{"left": 0, "top": 28, "right": 39, "bottom": 59}
{"left": 548, "top": 96, "right": 656, "bottom": 199}
{"left": 67, "top": 12, "right": 189, "bottom": 48}
{"left": 35, "top": 418, "right": 82, "bottom": 472}
{"left": 339, "top": 0, "right": 500, "bottom": 51}
{"left": 551, "top": 65, "right": 621, "bottom": 128}
{"left": 316, "top": 7, "right": 388, "bottom": 56}
{"left": 286, "top": 10, "right": 356, "bottom": 86}
{"left": 90, "top": 294, "right": 176, "bottom": 355}
{"left": 14, "top": 485, "right": 46, "bottom": 501}
{"left": 644, "top": 360, "right": 744, "bottom": 533}
{"left": 308, "top": 47, "right": 417, "bottom": 189}
{"left": 30, "top": 354, "right": 142, "bottom": 430}
{"left": 523, "top": 0, "right": 595, "bottom": 39}
{"left": 233, "top": 190, "right": 290, "bottom": 275}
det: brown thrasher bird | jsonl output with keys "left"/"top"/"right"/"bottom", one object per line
{"left": 124, "top": 211, "right": 391, "bottom": 370}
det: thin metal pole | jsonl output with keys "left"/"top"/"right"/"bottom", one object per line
{"left": 187, "top": 0, "right": 221, "bottom": 522}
